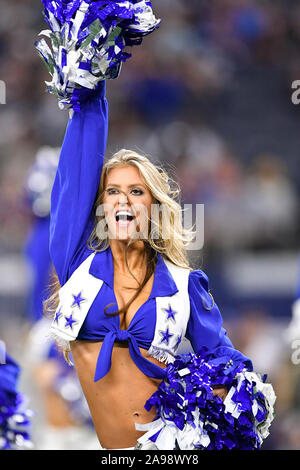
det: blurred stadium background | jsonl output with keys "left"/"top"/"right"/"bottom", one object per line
{"left": 1, "top": 0, "right": 300, "bottom": 450}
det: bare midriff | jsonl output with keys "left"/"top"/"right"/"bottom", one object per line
{"left": 70, "top": 339, "right": 166, "bottom": 449}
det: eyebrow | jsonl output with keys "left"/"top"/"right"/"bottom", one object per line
{"left": 106, "top": 183, "right": 146, "bottom": 188}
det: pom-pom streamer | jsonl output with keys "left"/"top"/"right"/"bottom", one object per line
{"left": 143, "top": 348, "right": 276, "bottom": 450}
{"left": 36, "top": 1, "right": 161, "bottom": 110}
{"left": 0, "top": 354, "right": 34, "bottom": 450}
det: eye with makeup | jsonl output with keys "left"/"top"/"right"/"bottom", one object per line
{"left": 105, "top": 187, "right": 144, "bottom": 196}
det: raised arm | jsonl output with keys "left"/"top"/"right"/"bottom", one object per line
{"left": 49, "top": 82, "right": 108, "bottom": 286}
{"left": 35, "top": 1, "right": 160, "bottom": 286}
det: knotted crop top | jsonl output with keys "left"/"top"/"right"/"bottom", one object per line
{"left": 49, "top": 81, "right": 252, "bottom": 382}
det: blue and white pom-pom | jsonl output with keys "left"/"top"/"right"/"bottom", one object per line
{"left": 142, "top": 348, "right": 276, "bottom": 450}
{"left": 35, "top": 0, "right": 161, "bottom": 111}
{"left": 0, "top": 353, "right": 33, "bottom": 450}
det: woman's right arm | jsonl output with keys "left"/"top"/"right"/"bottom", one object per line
{"left": 49, "top": 82, "right": 108, "bottom": 286}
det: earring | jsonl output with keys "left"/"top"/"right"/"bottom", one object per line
{"left": 202, "top": 291, "right": 214, "bottom": 311}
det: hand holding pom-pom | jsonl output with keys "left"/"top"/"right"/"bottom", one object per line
{"left": 35, "top": 1, "right": 161, "bottom": 111}
{"left": 212, "top": 385, "right": 228, "bottom": 401}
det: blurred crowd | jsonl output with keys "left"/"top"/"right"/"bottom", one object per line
{"left": 1, "top": 0, "right": 300, "bottom": 450}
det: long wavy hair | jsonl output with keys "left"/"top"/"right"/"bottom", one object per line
{"left": 44, "top": 149, "right": 196, "bottom": 358}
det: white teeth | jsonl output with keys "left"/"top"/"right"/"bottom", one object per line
{"left": 115, "top": 210, "right": 134, "bottom": 221}
{"left": 116, "top": 210, "right": 133, "bottom": 216}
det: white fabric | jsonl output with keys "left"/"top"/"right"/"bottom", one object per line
{"left": 49, "top": 253, "right": 103, "bottom": 347}
{"left": 148, "top": 260, "right": 191, "bottom": 364}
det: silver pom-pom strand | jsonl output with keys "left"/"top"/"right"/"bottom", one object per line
{"left": 36, "top": 0, "right": 161, "bottom": 111}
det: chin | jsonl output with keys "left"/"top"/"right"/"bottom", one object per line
{"left": 107, "top": 221, "right": 148, "bottom": 243}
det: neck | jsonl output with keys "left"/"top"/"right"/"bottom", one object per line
{"left": 109, "top": 239, "right": 147, "bottom": 274}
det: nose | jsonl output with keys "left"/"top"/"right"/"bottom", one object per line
{"left": 118, "top": 190, "right": 129, "bottom": 204}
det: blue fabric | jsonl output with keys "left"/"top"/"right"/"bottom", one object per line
{"left": 23, "top": 216, "right": 52, "bottom": 323}
{"left": 50, "top": 81, "right": 109, "bottom": 286}
{"left": 50, "top": 81, "right": 251, "bottom": 383}
{"left": 186, "top": 270, "right": 235, "bottom": 353}
{"left": 294, "top": 253, "right": 300, "bottom": 301}
{"left": 79, "top": 247, "right": 251, "bottom": 381}
{"left": 0, "top": 352, "right": 20, "bottom": 397}
{"left": 77, "top": 245, "right": 179, "bottom": 380}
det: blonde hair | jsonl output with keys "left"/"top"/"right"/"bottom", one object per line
{"left": 44, "top": 149, "right": 196, "bottom": 361}
{"left": 88, "top": 149, "right": 195, "bottom": 267}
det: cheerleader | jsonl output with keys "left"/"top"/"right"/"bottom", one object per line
{"left": 23, "top": 147, "right": 99, "bottom": 449}
{"left": 36, "top": 1, "right": 275, "bottom": 450}
{"left": 23, "top": 146, "right": 59, "bottom": 324}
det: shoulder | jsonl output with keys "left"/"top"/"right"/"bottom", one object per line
{"left": 187, "top": 269, "right": 216, "bottom": 310}
{"left": 162, "top": 257, "right": 210, "bottom": 294}
{"left": 161, "top": 256, "right": 191, "bottom": 280}
{"left": 188, "top": 269, "right": 209, "bottom": 291}
{"left": 66, "top": 245, "right": 95, "bottom": 282}
{"left": 187, "top": 269, "right": 220, "bottom": 321}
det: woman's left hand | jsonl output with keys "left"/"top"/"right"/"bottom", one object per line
{"left": 212, "top": 385, "right": 228, "bottom": 401}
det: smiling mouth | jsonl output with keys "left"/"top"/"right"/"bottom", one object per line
{"left": 115, "top": 210, "right": 135, "bottom": 225}
{"left": 115, "top": 215, "right": 134, "bottom": 222}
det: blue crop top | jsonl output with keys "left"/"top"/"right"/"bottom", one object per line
{"left": 49, "top": 81, "right": 252, "bottom": 382}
